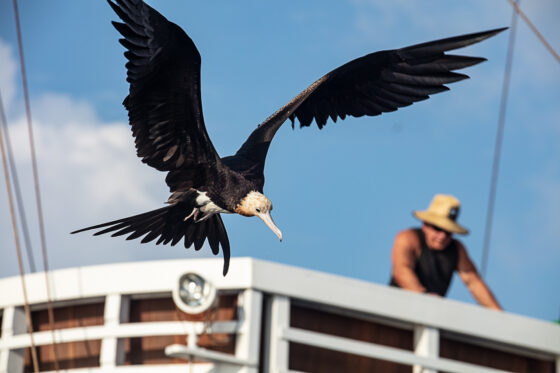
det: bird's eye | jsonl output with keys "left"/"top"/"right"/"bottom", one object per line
{"left": 256, "top": 208, "right": 261, "bottom": 213}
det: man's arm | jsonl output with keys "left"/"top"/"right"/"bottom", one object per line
{"left": 456, "top": 243, "right": 502, "bottom": 310}
{"left": 391, "top": 230, "right": 427, "bottom": 293}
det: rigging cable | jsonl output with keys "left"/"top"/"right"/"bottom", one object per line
{"left": 505, "top": 0, "right": 560, "bottom": 322}
{"left": 0, "top": 84, "right": 36, "bottom": 274}
{"left": 506, "top": 0, "right": 560, "bottom": 64}
{"left": 0, "top": 93, "right": 39, "bottom": 373}
{"left": 481, "top": 2, "right": 519, "bottom": 278}
{"left": 12, "top": 0, "right": 60, "bottom": 369}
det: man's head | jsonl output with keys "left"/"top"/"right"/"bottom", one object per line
{"left": 422, "top": 222, "right": 453, "bottom": 250}
{"left": 413, "top": 194, "right": 468, "bottom": 250}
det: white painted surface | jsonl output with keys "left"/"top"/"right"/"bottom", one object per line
{"left": 39, "top": 365, "right": 236, "bottom": 373}
{"left": 267, "top": 295, "right": 290, "bottom": 373}
{"left": 0, "top": 307, "right": 25, "bottom": 373}
{"left": 165, "top": 344, "right": 257, "bottom": 366}
{"left": 234, "top": 289, "right": 262, "bottom": 373}
{"left": 413, "top": 325, "right": 439, "bottom": 373}
{"left": 100, "top": 294, "right": 122, "bottom": 368}
{"left": 0, "top": 258, "right": 254, "bottom": 308}
{"left": 0, "top": 320, "right": 240, "bottom": 350}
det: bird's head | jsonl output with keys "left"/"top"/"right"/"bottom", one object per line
{"left": 236, "top": 191, "right": 282, "bottom": 241}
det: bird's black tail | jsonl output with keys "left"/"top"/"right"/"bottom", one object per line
{"left": 71, "top": 204, "right": 231, "bottom": 275}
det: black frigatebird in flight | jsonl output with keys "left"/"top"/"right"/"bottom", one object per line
{"left": 72, "top": 0, "right": 506, "bottom": 275}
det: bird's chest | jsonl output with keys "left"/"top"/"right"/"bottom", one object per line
{"left": 196, "top": 191, "right": 231, "bottom": 214}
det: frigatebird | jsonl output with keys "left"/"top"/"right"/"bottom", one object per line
{"left": 72, "top": 0, "right": 505, "bottom": 275}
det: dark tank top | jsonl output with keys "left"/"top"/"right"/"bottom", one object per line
{"left": 390, "top": 228, "right": 458, "bottom": 296}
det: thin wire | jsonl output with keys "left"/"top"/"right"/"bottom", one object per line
{"left": 0, "top": 93, "right": 39, "bottom": 373}
{"left": 12, "top": 0, "right": 60, "bottom": 370}
{"left": 506, "top": 0, "right": 560, "bottom": 64}
{"left": 481, "top": 2, "right": 519, "bottom": 278}
{"left": 506, "top": 0, "right": 560, "bottom": 326}
{"left": 0, "top": 90, "right": 36, "bottom": 273}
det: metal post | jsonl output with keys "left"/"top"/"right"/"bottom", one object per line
{"left": 0, "top": 307, "right": 26, "bottom": 373}
{"left": 266, "top": 295, "right": 290, "bottom": 373}
{"left": 235, "top": 289, "right": 263, "bottom": 373}
{"left": 100, "top": 294, "right": 129, "bottom": 367}
{"left": 413, "top": 325, "right": 439, "bottom": 373}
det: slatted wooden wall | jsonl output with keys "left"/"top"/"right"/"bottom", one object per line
{"left": 440, "top": 336, "right": 555, "bottom": 373}
{"left": 289, "top": 303, "right": 413, "bottom": 373}
{"left": 286, "top": 302, "right": 556, "bottom": 373}
{"left": 123, "top": 292, "right": 238, "bottom": 365}
{"left": 24, "top": 301, "right": 105, "bottom": 371}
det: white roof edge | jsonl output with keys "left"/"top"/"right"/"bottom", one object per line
{"left": 0, "top": 257, "right": 256, "bottom": 307}
{"left": 0, "top": 257, "right": 558, "bottom": 355}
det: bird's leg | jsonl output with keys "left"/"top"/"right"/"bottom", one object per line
{"left": 184, "top": 208, "right": 199, "bottom": 221}
{"left": 194, "top": 211, "right": 214, "bottom": 223}
{"left": 184, "top": 207, "right": 214, "bottom": 223}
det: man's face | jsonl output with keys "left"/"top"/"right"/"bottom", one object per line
{"left": 422, "top": 223, "right": 453, "bottom": 250}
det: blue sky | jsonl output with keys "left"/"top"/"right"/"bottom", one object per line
{"left": 0, "top": 1, "right": 558, "bottom": 322}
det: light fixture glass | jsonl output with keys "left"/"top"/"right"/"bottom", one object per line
{"left": 173, "top": 272, "right": 216, "bottom": 314}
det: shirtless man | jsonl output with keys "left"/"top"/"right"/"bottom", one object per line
{"left": 389, "top": 194, "right": 501, "bottom": 310}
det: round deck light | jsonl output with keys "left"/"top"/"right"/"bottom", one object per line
{"left": 173, "top": 272, "right": 216, "bottom": 314}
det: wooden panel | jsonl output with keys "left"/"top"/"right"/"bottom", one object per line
{"left": 124, "top": 335, "right": 186, "bottom": 365}
{"left": 440, "top": 336, "right": 555, "bottom": 373}
{"left": 290, "top": 304, "right": 413, "bottom": 350}
{"left": 129, "top": 293, "right": 238, "bottom": 323}
{"left": 124, "top": 293, "right": 238, "bottom": 365}
{"left": 24, "top": 340, "right": 101, "bottom": 372}
{"left": 31, "top": 302, "right": 105, "bottom": 332}
{"left": 198, "top": 333, "right": 236, "bottom": 355}
{"left": 123, "top": 334, "right": 236, "bottom": 365}
{"left": 289, "top": 304, "right": 413, "bottom": 372}
{"left": 290, "top": 342, "right": 412, "bottom": 373}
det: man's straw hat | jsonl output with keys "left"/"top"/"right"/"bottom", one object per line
{"left": 413, "top": 194, "right": 469, "bottom": 235}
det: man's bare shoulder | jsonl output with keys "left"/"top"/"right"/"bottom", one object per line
{"left": 394, "top": 228, "right": 421, "bottom": 247}
{"left": 392, "top": 228, "right": 421, "bottom": 259}
{"left": 453, "top": 238, "right": 467, "bottom": 251}
{"left": 454, "top": 238, "right": 468, "bottom": 258}
{"left": 395, "top": 228, "right": 419, "bottom": 240}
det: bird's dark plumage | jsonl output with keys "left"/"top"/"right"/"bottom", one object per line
{"left": 72, "top": 191, "right": 231, "bottom": 274}
{"left": 72, "top": 0, "right": 506, "bottom": 275}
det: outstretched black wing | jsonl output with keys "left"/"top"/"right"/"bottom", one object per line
{"left": 75, "top": 1, "right": 231, "bottom": 273}
{"left": 235, "top": 27, "right": 506, "bottom": 169}
{"left": 108, "top": 0, "right": 221, "bottom": 182}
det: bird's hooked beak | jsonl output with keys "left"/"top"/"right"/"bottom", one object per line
{"left": 257, "top": 211, "right": 283, "bottom": 241}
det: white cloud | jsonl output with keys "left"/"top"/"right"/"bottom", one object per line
{"left": 7, "top": 112, "right": 163, "bottom": 211}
